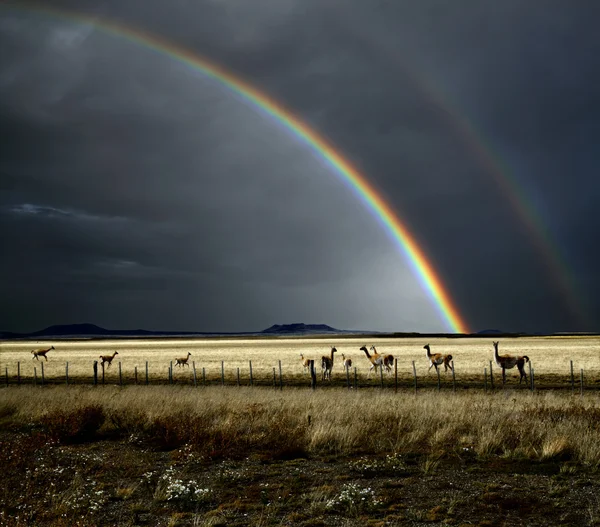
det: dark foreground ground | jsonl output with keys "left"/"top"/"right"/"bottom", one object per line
{"left": 2, "top": 429, "right": 600, "bottom": 527}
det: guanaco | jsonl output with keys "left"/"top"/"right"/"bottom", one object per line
{"left": 493, "top": 341, "right": 529, "bottom": 384}
{"left": 424, "top": 344, "right": 453, "bottom": 373}
{"left": 99, "top": 351, "right": 119, "bottom": 369}
{"left": 175, "top": 352, "right": 192, "bottom": 367}
{"left": 360, "top": 345, "right": 383, "bottom": 377}
{"left": 31, "top": 346, "right": 54, "bottom": 361}
{"left": 321, "top": 347, "right": 337, "bottom": 381}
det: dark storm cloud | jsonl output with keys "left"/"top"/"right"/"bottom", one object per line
{"left": 1, "top": 0, "right": 599, "bottom": 333}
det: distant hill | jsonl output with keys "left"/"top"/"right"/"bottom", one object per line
{"left": 0, "top": 323, "right": 214, "bottom": 340}
{"left": 261, "top": 323, "right": 346, "bottom": 335}
{"left": 0, "top": 322, "right": 359, "bottom": 340}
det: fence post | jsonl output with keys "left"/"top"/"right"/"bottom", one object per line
{"left": 170, "top": 362, "right": 173, "bottom": 385}
{"left": 17, "top": 362, "right": 20, "bottom": 386}
{"left": 134, "top": 366, "right": 138, "bottom": 385}
{"left": 93, "top": 361, "right": 98, "bottom": 386}
{"left": 192, "top": 362, "right": 197, "bottom": 387}
{"left": 484, "top": 367, "right": 488, "bottom": 393}
{"left": 310, "top": 360, "right": 316, "bottom": 390}
{"left": 354, "top": 367, "right": 357, "bottom": 390}
{"left": 145, "top": 361, "right": 149, "bottom": 385}
{"left": 119, "top": 362, "right": 122, "bottom": 387}
{"left": 34, "top": 367, "right": 37, "bottom": 386}
{"left": 202, "top": 367, "right": 206, "bottom": 386}
{"left": 451, "top": 361, "right": 456, "bottom": 393}
{"left": 278, "top": 360, "right": 283, "bottom": 391}
{"left": 221, "top": 361, "right": 225, "bottom": 387}
{"left": 412, "top": 361, "right": 417, "bottom": 394}
{"left": 570, "top": 360, "right": 574, "bottom": 394}
{"left": 41, "top": 362, "right": 45, "bottom": 386}
{"left": 249, "top": 360, "right": 253, "bottom": 387}
{"left": 346, "top": 366, "right": 351, "bottom": 391}
{"left": 530, "top": 366, "right": 535, "bottom": 392}
{"left": 102, "top": 362, "right": 105, "bottom": 385}
{"left": 237, "top": 367, "right": 240, "bottom": 387}
{"left": 489, "top": 361, "right": 494, "bottom": 390}
{"left": 66, "top": 362, "right": 69, "bottom": 386}
{"left": 581, "top": 369, "right": 584, "bottom": 397}
{"left": 394, "top": 359, "right": 398, "bottom": 393}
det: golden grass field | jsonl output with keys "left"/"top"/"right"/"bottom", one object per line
{"left": 1, "top": 335, "right": 600, "bottom": 388}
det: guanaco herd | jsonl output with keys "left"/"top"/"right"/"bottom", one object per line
{"left": 301, "top": 341, "right": 530, "bottom": 384}
{"left": 26, "top": 341, "right": 530, "bottom": 384}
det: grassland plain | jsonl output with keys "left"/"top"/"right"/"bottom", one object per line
{"left": 1, "top": 336, "right": 600, "bottom": 389}
{"left": 2, "top": 336, "right": 600, "bottom": 526}
{"left": 3, "top": 385, "right": 600, "bottom": 525}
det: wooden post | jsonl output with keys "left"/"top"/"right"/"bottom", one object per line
{"left": 221, "top": 361, "right": 225, "bottom": 386}
{"left": 169, "top": 361, "right": 173, "bottom": 385}
{"left": 489, "top": 361, "right": 494, "bottom": 390}
{"left": 436, "top": 366, "right": 441, "bottom": 392}
{"left": 202, "top": 367, "right": 206, "bottom": 386}
{"left": 412, "top": 361, "right": 417, "bottom": 394}
{"left": 570, "top": 360, "right": 574, "bottom": 393}
{"left": 394, "top": 359, "right": 398, "bottom": 393}
{"left": 41, "top": 362, "right": 45, "bottom": 386}
{"left": 531, "top": 367, "right": 535, "bottom": 392}
{"left": 354, "top": 367, "right": 357, "bottom": 390}
{"left": 529, "top": 362, "right": 533, "bottom": 392}
{"left": 451, "top": 361, "right": 456, "bottom": 393}
{"left": 581, "top": 369, "right": 584, "bottom": 397}
{"left": 484, "top": 367, "right": 488, "bottom": 393}
{"left": 379, "top": 364, "right": 384, "bottom": 389}
{"left": 310, "top": 360, "right": 316, "bottom": 390}
{"left": 249, "top": 360, "right": 253, "bottom": 387}
{"left": 118, "top": 362, "right": 122, "bottom": 387}
{"left": 272, "top": 367, "right": 277, "bottom": 388}
{"left": 66, "top": 362, "right": 69, "bottom": 385}
{"left": 102, "top": 362, "right": 105, "bottom": 385}
{"left": 145, "top": 361, "right": 149, "bottom": 385}
{"left": 134, "top": 366, "right": 138, "bottom": 385}
{"left": 34, "top": 367, "right": 37, "bottom": 386}
{"left": 192, "top": 361, "right": 197, "bottom": 387}
{"left": 237, "top": 367, "right": 240, "bottom": 387}
{"left": 17, "top": 362, "right": 20, "bottom": 386}
{"left": 278, "top": 360, "right": 283, "bottom": 391}
{"left": 346, "top": 366, "right": 351, "bottom": 391}
{"left": 93, "top": 361, "right": 98, "bottom": 386}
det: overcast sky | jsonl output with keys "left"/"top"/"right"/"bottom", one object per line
{"left": 1, "top": 0, "right": 599, "bottom": 334}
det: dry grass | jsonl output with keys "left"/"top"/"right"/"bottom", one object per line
{"left": 3, "top": 385, "right": 600, "bottom": 465}
{"left": 1, "top": 335, "right": 599, "bottom": 387}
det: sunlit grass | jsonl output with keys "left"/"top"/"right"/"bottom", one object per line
{"left": 3, "top": 385, "right": 600, "bottom": 465}
{"left": 1, "top": 335, "right": 599, "bottom": 387}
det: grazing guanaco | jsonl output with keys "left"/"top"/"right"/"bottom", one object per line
{"left": 99, "top": 351, "right": 119, "bottom": 369}
{"left": 360, "top": 345, "right": 383, "bottom": 377}
{"left": 31, "top": 346, "right": 54, "bottom": 361}
{"left": 175, "top": 352, "right": 192, "bottom": 367}
{"left": 321, "top": 347, "right": 337, "bottom": 381}
{"left": 341, "top": 353, "right": 352, "bottom": 373}
{"left": 493, "top": 341, "right": 529, "bottom": 384}
{"left": 424, "top": 344, "right": 453, "bottom": 373}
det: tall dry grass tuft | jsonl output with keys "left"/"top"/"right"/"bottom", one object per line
{"left": 3, "top": 387, "right": 600, "bottom": 464}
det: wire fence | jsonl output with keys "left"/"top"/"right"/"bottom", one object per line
{"left": 1, "top": 358, "right": 596, "bottom": 394}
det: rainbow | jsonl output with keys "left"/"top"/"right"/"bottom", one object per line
{"left": 1, "top": 2, "right": 470, "bottom": 333}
